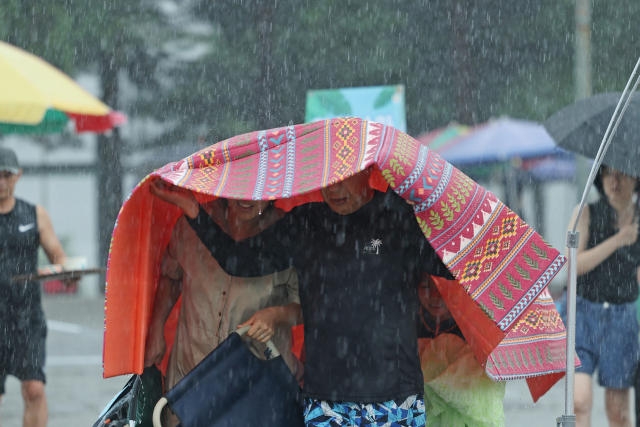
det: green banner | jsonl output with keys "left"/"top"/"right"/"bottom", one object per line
{"left": 305, "top": 85, "right": 406, "bottom": 132}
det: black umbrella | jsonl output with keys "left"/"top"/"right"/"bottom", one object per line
{"left": 543, "top": 92, "right": 640, "bottom": 177}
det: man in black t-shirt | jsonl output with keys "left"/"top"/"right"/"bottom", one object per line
{"left": 0, "top": 147, "right": 71, "bottom": 427}
{"left": 151, "top": 167, "right": 453, "bottom": 427}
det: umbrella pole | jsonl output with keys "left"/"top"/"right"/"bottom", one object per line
{"left": 557, "top": 233, "right": 579, "bottom": 427}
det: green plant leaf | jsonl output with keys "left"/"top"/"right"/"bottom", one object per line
{"left": 373, "top": 86, "right": 396, "bottom": 108}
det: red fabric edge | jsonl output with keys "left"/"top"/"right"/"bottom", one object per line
{"left": 527, "top": 371, "right": 565, "bottom": 403}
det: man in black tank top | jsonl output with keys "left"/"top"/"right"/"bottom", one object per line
{"left": 0, "top": 147, "right": 71, "bottom": 427}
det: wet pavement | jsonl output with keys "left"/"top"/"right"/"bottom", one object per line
{"left": 0, "top": 295, "right": 618, "bottom": 426}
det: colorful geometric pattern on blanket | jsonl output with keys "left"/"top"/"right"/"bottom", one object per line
{"left": 486, "top": 289, "right": 574, "bottom": 380}
{"left": 303, "top": 395, "right": 426, "bottom": 427}
{"left": 152, "top": 118, "right": 566, "bottom": 333}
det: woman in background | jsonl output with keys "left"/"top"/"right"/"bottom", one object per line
{"left": 566, "top": 166, "right": 640, "bottom": 427}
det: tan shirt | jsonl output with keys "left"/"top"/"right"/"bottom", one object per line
{"left": 163, "top": 215, "right": 299, "bottom": 390}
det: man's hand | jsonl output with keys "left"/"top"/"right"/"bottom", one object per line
{"left": 144, "top": 327, "right": 167, "bottom": 368}
{"left": 238, "top": 307, "right": 278, "bottom": 343}
{"left": 62, "top": 278, "right": 79, "bottom": 288}
{"left": 149, "top": 178, "right": 199, "bottom": 219}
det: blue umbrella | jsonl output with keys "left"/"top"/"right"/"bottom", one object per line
{"left": 418, "top": 118, "right": 575, "bottom": 181}
{"left": 436, "top": 118, "right": 564, "bottom": 164}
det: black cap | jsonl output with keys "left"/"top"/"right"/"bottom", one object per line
{"left": 0, "top": 147, "right": 20, "bottom": 174}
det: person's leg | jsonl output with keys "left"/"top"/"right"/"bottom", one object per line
{"left": 574, "top": 373, "right": 593, "bottom": 427}
{"left": 605, "top": 388, "right": 631, "bottom": 427}
{"left": 598, "top": 302, "right": 640, "bottom": 427}
{"left": 16, "top": 318, "right": 48, "bottom": 427}
{"left": 21, "top": 380, "right": 47, "bottom": 427}
{"left": 569, "top": 297, "right": 598, "bottom": 427}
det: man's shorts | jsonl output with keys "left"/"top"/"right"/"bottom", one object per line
{"left": 303, "top": 394, "right": 425, "bottom": 427}
{"left": 562, "top": 296, "right": 640, "bottom": 389}
{"left": 0, "top": 317, "right": 47, "bottom": 394}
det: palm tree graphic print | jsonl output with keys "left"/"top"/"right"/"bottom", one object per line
{"left": 370, "top": 239, "right": 382, "bottom": 254}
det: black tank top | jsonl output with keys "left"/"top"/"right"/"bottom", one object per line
{"left": 0, "top": 198, "right": 43, "bottom": 320}
{"left": 577, "top": 199, "right": 640, "bottom": 304}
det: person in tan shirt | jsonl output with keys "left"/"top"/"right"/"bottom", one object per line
{"left": 144, "top": 183, "right": 303, "bottom": 424}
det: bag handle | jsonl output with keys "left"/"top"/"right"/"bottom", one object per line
{"left": 153, "top": 397, "right": 168, "bottom": 427}
{"left": 235, "top": 325, "right": 281, "bottom": 358}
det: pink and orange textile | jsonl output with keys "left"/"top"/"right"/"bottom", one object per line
{"left": 104, "top": 118, "right": 572, "bottom": 401}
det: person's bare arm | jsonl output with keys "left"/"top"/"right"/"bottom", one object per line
{"left": 568, "top": 204, "right": 639, "bottom": 276}
{"left": 36, "top": 205, "right": 67, "bottom": 265}
{"left": 144, "top": 274, "right": 182, "bottom": 367}
{"left": 238, "top": 302, "right": 303, "bottom": 343}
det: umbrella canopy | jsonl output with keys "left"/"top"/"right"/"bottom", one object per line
{"left": 103, "top": 118, "right": 573, "bottom": 402}
{"left": 0, "top": 41, "right": 126, "bottom": 134}
{"left": 417, "top": 118, "right": 573, "bottom": 181}
{"left": 419, "top": 118, "right": 564, "bottom": 166}
{"left": 544, "top": 92, "right": 640, "bottom": 177}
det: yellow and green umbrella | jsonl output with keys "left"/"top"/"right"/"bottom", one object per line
{"left": 0, "top": 41, "right": 126, "bottom": 135}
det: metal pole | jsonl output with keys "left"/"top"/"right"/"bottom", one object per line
{"left": 565, "top": 235, "right": 578, "bottom": 416}
{"left": 557, "top": 232, "right": 579, "bottom": 427}
{"left": 574, "top": 0, "right": 592, "bottom": 203}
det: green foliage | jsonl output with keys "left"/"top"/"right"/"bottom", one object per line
{"left": 5, "top": 0, "right": 640, "bottom": 155}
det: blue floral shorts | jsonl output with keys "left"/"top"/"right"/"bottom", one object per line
{"left": 303, "top": 394, "right": 426, "bottom": 427}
